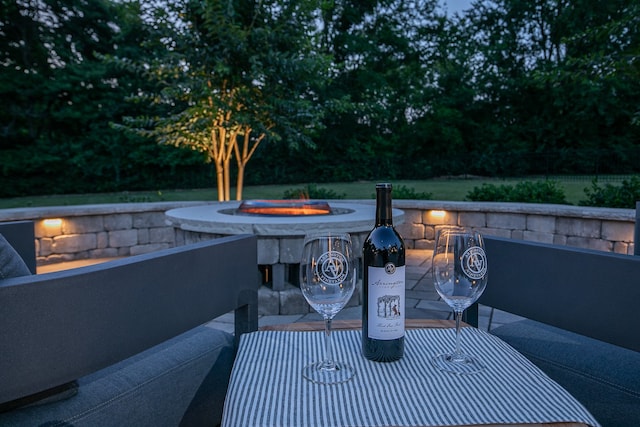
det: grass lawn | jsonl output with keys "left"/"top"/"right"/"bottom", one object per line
{"left": 0, "top": 175, "right": 621, "bottom": 209}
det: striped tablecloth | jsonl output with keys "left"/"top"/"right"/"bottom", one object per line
{"left": 222, "top": 328, "right": 600, "bottom": 427}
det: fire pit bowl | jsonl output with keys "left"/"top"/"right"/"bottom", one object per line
{"left": 236, "top": 200, "right": 332, "bottom": 216}
{"left": 165, "top": 201, "right": 401, "bottom": 237}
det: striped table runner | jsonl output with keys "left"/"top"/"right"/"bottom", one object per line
{"left": 222, "top": 328, "right": 600, "bottom": 427}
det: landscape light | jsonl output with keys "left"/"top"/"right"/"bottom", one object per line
{"left": 43, "top": 218, "right": 62, "bottom": 227}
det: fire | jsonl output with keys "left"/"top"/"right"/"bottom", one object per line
{"left": 237, "top": 200, "right": 332, "bottom": 216}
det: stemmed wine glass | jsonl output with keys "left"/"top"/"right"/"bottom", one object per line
{"left": 432, "top": 226, "right": 488, "bottom": 374}
{"left": 299, "top": 232, "right": 356, "bottom": 384}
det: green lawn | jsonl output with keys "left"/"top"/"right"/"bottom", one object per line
{"left": 0, "top": 176, "right": 614, "bottom": 209}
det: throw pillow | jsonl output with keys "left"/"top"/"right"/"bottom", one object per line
{"left": 0, "top": 233, "right": 31, "bottom": 279}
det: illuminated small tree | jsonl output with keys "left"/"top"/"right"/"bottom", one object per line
{"left": 122, "top": 0, "right": 326, "bottom": 200}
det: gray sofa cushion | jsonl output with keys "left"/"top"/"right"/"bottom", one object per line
{"left": 492, "top": 319, "right": 640, "bottom": 427}
{"left": 0, "top": 233, "right": 31, "bottom": 280}
{"left": 0, "top": 324, "right": 235, "bottom": 427}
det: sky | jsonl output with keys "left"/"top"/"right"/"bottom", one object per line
{"left": 442, "top": 0, "right": 475, "bottom": 15}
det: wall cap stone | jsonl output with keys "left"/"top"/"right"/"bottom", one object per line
{"left": 390, "top": 200, "right": 634, "bottom": 221}
{"left": 1, "top": 200, "right": 634, "bottom": 223}
{"left": 0, "top": 202, "right": 208, "bottom": 221}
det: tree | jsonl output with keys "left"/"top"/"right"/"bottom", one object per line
{"left": 461, "top": 0, "right": 640, "bottom": 175}
{"left": 303, "top": 0, "right": 446, "bottom": 181}
{"left": 119, "top": 0, "right": 327, "bottom": 201}
{"left": 0, "top": 0, "right": 204, "bottom": 196}
{"left": 0, "top": 0, "right": 132, "bottom": 194}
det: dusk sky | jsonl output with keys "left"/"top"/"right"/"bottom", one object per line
{"left": 443, "top": 0, "right": 475, "bottom": 15}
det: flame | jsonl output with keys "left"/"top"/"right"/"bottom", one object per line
{"left": 237, "top": 200, "right": 331, "bottom": 216}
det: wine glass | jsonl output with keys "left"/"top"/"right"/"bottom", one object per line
{"left": 299, "top": 232, "right": 356, "bottom": 384}
{"left": 432, "top": 226, "right": 488, "bottom": 374}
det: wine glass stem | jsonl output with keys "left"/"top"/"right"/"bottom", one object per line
{"left": 452, "top": 309, "right": 464, "bottom": 361}
{"left": 322, "top": 317, "right": 336, "bottom": 370}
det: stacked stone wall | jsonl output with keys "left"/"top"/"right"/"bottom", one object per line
{"left": 0, "top": 200, "right": 635, "bottom": 266}
{"left": 0, "top": 202, "right": 206, "bottom": 265}
{"left": 392, "top": 201, "right": 635, "bottom": 255}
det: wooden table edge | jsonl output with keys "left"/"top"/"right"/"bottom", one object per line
{"left": 259, "top": 318, "right": 459, "bottom": 331}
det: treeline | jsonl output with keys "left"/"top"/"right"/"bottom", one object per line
{"left": 1, "top": 0, "right": 639, "bottom": 198}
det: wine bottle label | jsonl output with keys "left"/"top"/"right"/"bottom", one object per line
{"left": 367, "top": 264, "right": 405, "bottom": 340}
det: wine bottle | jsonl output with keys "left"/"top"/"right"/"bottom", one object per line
{"left": 362, "top": 183, "right": 405, "bottom": 362}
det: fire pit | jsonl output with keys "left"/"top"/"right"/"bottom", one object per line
{"left": 236, "top": 200, "right": 332, "bottom": 216}
{"left": 165, "top": 200, "right": 404, "bottom": 315}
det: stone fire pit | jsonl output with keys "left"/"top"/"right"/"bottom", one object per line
{"left": 165, "top": 201, "right": 404, "bottom": 315}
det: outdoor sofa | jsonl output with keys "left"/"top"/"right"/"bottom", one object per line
{"left": 0, "top": 220, "right": 258, "bottom": 426}
{"left": 472, "top": 235, "right": 640, "bottom": 427}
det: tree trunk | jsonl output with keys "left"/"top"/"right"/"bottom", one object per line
{"left": 221, "top": 128, "right": 237, "bottom": 201}
{"left": 236, "top": 163, "right": 245, "bottom": 200}
{"left": 223, "top": 156, "right": 231, "bottom": 201}
{"left": 234, "top": 127, "right": 265, "bottom": 201}
{"left": 215, "top": 161, "right": 225, "bottom": 201}
{"left": 209, "top": 130, "right": 225, "bottom": 201}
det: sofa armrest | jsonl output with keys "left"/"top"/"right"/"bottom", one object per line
{"left": 0, "top": 234, "right": 259, "bottom": 406}
{"left": 477, "top": 235, "right": 640, "bottom": 352}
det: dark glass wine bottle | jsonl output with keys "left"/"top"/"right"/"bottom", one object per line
{"left": 362, "top": 183, "right": 405, "bottom": 362}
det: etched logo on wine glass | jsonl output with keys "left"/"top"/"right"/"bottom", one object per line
{"left": 461, "top": 246, "right": 487, "bottom": 280}
{"left": 315, "top": 250, "right": 348, "bottom": 285}
{"left": 376, "top": 295, "right": 401, "bottom": 319}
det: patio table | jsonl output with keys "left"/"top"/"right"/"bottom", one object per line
{"left": 221, "top": 320, "right": 600, "bottom": 427}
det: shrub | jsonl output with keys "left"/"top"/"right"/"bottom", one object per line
{"left": 389, "top": 185, "right": 432, "bottom": 200}
{"left": 465, "top": 183, "right": 510, "bottom": 202}
{"left": 282, "top": 184, "right": 346, "bottom": 200}
{"left": 466, "top": 180, "right": 568, "bottom": 204}
{"left": 579, "top": 177, "right": 640, "bottom": 208}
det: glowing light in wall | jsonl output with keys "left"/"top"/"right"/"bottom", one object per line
{"left": 429, "top": 210, "right": 446, "bottom": 218}
{"left": 43, "top": 218, "right": 62, "bottom": 227}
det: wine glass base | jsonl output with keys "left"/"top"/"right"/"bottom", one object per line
{"left": 432, "top": 353, "right": 485, "bottom": 374}
{"left": 302, "top": 361, "right": 354, "bottom": 385}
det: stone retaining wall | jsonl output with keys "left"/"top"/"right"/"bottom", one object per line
{"left": 0, "top": 202, "right": 207, "bottom": 265}
{"left": 393, "top": 200, "right": 636, "bottom": 255}
{"left": 0, "top": 200, "right": 635, "bottom": 266}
